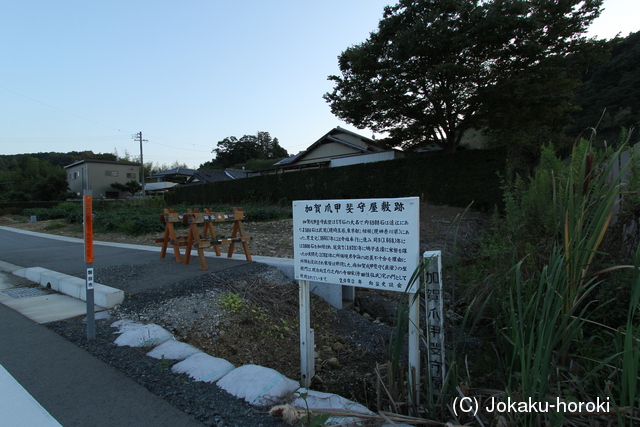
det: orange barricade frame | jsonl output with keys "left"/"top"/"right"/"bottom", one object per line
{"left": 157, "top": 207, "right": 252, "bottom": 270}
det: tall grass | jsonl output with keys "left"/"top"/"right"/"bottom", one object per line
{"left": 384, "top": 137, "right": 640, "bottom": 425}
{"left": 494, "top": 140, "right": 639, "bottom": 424}
{"left": 498, "top": 248, "right": 606, "bottom": 425}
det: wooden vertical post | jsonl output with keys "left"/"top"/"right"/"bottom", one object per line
{"left": 158, "top": 209, "right": 183, "bottom": 263}
{"left": 227, "top": 208, "right": 252, "bottom": 261}
{"left": 424, "top": 250, "right": 444, "bottom": 399}
{"left": 202, "top": 209, "right": 221, "bottom": 256}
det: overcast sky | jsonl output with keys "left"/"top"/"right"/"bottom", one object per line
{"left": 1, "top": 0, "right": 638, "bottom": 169}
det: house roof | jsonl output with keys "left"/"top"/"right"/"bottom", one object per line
{"left": 274, "top": 126, "right": 385, "bottom": 167}
{"left": 64, "top": 159, "right": 141, "bottom": 169}
{"left": 150, "top": 167, "right": 196, "bottom": 178}
{"left": 224, "top": 168, "right": 250, "bottom": 179}
{"left": 149, "top": 167, "right": 247, "bottom": 185}
{"left": 186, "top": 170, "right": 232, "bottom": 184}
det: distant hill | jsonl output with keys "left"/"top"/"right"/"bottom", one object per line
{"left": 0, "top": 151, "right": 117, "bottom": 171}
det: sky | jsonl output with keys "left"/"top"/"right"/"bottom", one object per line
{"left": 1, "top": 0, "right": 638, "bottom": 169}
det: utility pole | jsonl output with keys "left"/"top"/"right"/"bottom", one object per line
{"left": 132, "top": 131, "right": 147, "bottom": 198}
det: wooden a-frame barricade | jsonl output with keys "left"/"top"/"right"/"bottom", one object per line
{"left": 157, "top": 207, "right": 252, "bottom": 270}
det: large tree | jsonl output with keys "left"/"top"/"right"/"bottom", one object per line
{"left": 324, "top": 0, "right": 606, "bottom": 153}
{"left": 567, "top": 31, "right": 640, "bottom": 145}
{"left": 209, "top": 131, "right": 288, "bottom": 169}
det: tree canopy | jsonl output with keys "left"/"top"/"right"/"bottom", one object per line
{"left": 568, "top": 30, "right": 640, "bottom": 144}
{"left": 110, "top": 180, "right": 142, "bottom": 197}
{"left": 324, "top": 0, "right": 607, "bottom": 153}
{"left": 204, "top": 131, "right": 288, "bottom": 169}
{"left": 0, "top": 151, "right": 116, "bottom": 171}
{"left": 0, "top": 156, "right": 70, "bottom": 202}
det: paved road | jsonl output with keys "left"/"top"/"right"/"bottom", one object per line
{"left": 0, "top": 299, "right": 205, "bottom": 427}
{"left": 0, "top": 227, "right": 252, "bottom": 294}
{"left": 0, "top": 226, "right": 256, "bottom": 426}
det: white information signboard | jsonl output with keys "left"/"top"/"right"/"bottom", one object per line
{"left": 293, "top": 197, "right": 420, "bottom": 293}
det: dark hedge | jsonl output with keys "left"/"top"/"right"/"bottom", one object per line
{"left": 0, "top": 201, "right": 61, "bottom": 215}
{"left": 167, "top": 148, "right": 506, "bottom": 212}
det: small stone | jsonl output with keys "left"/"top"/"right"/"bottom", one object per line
{"left": 362, "top": 313, "right": 372, "bottom": 320}
{"left": 331, "top": 342, "right": 344, "bottom": 352}
{"left": 327, "top": 357, "right": 340, "bottom": 369}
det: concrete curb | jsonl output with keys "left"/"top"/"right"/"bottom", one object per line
{"left": 12, "top": 267, "right": 124, "bottom": 309}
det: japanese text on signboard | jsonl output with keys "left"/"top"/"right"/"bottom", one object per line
{"left": 293, "top": 197, "right": 419, "bottom": 292}
{"left": 424, "top": 251, "right": 445, "bottom": 394}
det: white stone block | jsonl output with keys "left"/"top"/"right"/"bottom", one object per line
{"left": 217, "top": 364, "right": 300, "bottom": 407}
{"left": 171, "top": 353, "right": 234, "bottom": 382}
{"left": 147, "top": 340, "right": 201, "bottom": 361}
{"left": 114, "top": 324, "right": 173, "bottom": 347}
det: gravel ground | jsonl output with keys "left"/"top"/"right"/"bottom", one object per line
{"left": 47, "top": 262, "right": 289, "bottom": 427}
{"left": 7, "top": 203, "right": 488, "bottom": 426}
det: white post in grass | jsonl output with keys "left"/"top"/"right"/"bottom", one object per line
{"left": 408, "top": 290, "right": 420, "bottom": 407}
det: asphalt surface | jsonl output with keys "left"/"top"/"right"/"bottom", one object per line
{"left": 0, "top": 226, "right": 258, "bottom": 426}
{"left": 0, "top": 300, "right": 206, "bottom": 427}
{"left": 0, "top": 227, "right": 252, "bottom": 294}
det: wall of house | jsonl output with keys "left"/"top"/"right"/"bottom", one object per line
{"left": 91, "top": 163, "right": 139, "bottom": 198}
{"left": 330, "top": 150, "right": 403, "bottom": 167}
{"left": 66, "top": 162, "right": 139, "bottom": 198}
{"left": 296, "top": 142, "right": 360, "bottom": 165}
{"left": 66, "top": 164, "right": 88, "bottom": 196}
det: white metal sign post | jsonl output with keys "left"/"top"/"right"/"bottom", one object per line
{"left": 424, "top": 251, "right": 444, "bottom": 396}
{"left": 293, "top": 197, "right": 420, "bottom": 394}
{"left": 298, "top": 279, "right": 315, "bottom": 388}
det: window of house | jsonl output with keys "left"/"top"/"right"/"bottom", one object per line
{"left": 126, "top": 173, "right": 136, "bottom": 179}
{"left": 105, "top": 170, "right": 118, "bottom": 177}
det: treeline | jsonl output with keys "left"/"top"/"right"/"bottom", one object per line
{"left": 0, "top": 151, "right": 115, "bottom": 202}
{"left": 200, "top": 131, "right": 288, "bottom": 170}
{"left": 0, "top": 151, "right": 116, "bottom": 171}
{"left": 568, "top": 30, "right": 640, "bottom": 143}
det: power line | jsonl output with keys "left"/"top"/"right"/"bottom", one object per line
{"left": 0, "top": 84, "right": 221, "bottom": 156}
{"left": 146, "top": 135, "right": 212, "bottom": 150}
{"left": 0, "top": 85, "right": 125, "bottom": 133}
{"left": 146, "top": 139, "right": 211, "bottom": 153}
{"left": 0, "top": 136, "right": 126, "bottom": 141}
